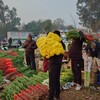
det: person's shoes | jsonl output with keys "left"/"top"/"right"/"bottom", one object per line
{"left": 24, "top": 63, "right": 27, "bottom": 67}
{"left": 75, "top": 84, "right": 81, "bottom": 90}
{"left": 71, "top": 82, "right": 76, "bottom": 86}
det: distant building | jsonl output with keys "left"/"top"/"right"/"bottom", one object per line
{"left": 7, "top": 31, "right": 32, "bottom": 46}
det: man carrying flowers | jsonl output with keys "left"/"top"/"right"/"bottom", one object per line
{"left": 36, "top": 30, "right": 65, "bottom": 100}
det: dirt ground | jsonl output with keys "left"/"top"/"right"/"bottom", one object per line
{"left": 60, "top": 85, "right": 100, "bottom": 100}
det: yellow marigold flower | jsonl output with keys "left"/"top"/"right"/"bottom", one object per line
{"left": 47, "top": 32, "right": 61, "bottom": 41}
{"left": 46, "top": 55, "right": 51, "bottom": 58}
{"left": 36, "top": 33, "right": 65, "bottom": 58}
{"left": 50, "top": 50, "right": 55, "bottom": 57}
{"left": 56, "top": 50, "right": 61, "bottom": 55}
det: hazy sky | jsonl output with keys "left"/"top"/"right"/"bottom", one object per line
{"left": 3, "top": 0, "right": 81, "bottom": 28}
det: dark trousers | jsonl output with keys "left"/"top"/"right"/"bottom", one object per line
{"left": 49, "top": 63, "right": 61, "bottom": 100}
{"left": 26, "top": 53, "right": 36, "bottom": 70}
{"left": 71, "top": 59, "right": 82, "bottom": 85}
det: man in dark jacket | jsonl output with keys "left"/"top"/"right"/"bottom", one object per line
{"left": 48, "top": 30, "right": 65, "bottom": 100}
{"left": 23, "top": 34, "right": 37, "bottom": 70}
{"left": 68, "top": 31, "right": 85, "bottom": 90}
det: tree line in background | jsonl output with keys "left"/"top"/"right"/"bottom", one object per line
{"left": 0, "top": 0, "right": 100, "bottom": 39}
{"left": 0, "top": 0, "right": 20, "bottom": 40}
{"left": 77, "top": 0, "right": 100, "bottom": 32}
{"left": 20, "top": 18, "right": 75, "bottom": 34}
{"left": 0, "top": 0, "right": 75, "bottom": 39}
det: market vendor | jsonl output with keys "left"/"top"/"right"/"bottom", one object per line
{"left": 68, "top": 31, "right": 85, "bottom": 90}
{"left": 22, "top": 34, "right": 37, "bottom": 71}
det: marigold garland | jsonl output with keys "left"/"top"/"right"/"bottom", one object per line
{"left": 36, "top": 32, "right": 65, "bottom": 58}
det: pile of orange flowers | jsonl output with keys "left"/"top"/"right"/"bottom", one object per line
{"left": 0, "top": 58, "right": 23, "bottom": 80}
{"left": 7, "top": 51, "right": 18, "bottom": 57}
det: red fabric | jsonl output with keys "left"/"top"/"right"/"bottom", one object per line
{"left": 85, "top": 34, "right": 93, "bottom": 41}
{"left": 43, "top": 58, "right": 48, "bottom": 72}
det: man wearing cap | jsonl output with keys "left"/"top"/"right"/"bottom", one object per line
{"left": 23, "top": 34, "right": 37, "bottom": 71}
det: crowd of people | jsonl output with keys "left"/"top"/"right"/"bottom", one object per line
{"left": 0, "top": 37, "right": 22, "bottom": 50}
{"left": 23, "top": 30, "right": 100, "bottom": 100}
{"left": 22, "top": 30, "right": 100, "bottom": 100}
{"left": 1, "top": 30, "right": 100, "bottom": 100}
{"left": 23, "top": 31, "right": 65, "bottom": 100}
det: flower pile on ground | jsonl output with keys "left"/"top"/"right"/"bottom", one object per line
{"left": 0, "top": 58, "right": 23, "bottom": 80}
{"left": 2, "top": 74, "right": 49, "bottom": 100}
{"left": 7, "top": 51, "right": 18, "bottom": 57}
{"left": 13, "top": 84, "right": 48, "bottom": 100}
{"left": 0, "top": 50, "right": 36, "bottom": 77}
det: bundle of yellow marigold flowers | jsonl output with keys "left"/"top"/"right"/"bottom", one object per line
{"left": 36, "top": 32, "right": 65, "bottom": 58}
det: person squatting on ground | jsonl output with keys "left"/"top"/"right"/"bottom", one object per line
{"left": 48, "top": 30, "right": 65, "bottom": 100}
{"left": 22, "top": 34, "right": 37, "bottom": 71}
{"left": 68, "top": 31, "right": 85, "bottom": 90}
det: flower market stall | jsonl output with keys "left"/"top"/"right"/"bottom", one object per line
{"left": 0, "top": 47, "right": 73, "bottom": 100}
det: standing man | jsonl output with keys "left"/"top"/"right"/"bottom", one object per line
{"left": 48, "top": 30, "right": 65, "bottom": 100}
{"left": 68, "top": 31, "right": 85, "bottom": 90}
{"left": 8, "top": 37, "right": 12, "bottom": 48}
{"left": 23, "top": 34, "right": 37, "bottom": 71}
